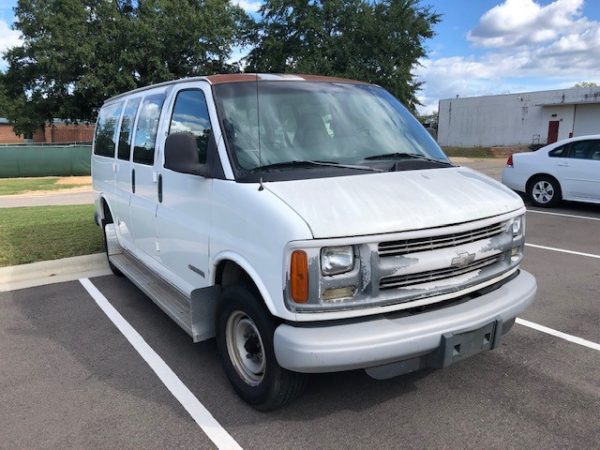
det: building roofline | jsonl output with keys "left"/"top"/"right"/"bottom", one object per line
{"left": 439, "top": 86, "right": 600, "bottom": 103}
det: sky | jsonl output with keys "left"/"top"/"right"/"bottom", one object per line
{"left": 2, "top": 0, "right": 600, "bottom": 114}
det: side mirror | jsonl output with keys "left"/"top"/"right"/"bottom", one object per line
{"left": 164, "top": 132, "right": 210, "bottom": 177}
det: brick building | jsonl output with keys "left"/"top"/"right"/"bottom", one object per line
{"left": 0, "top": 118, "right": 95, "bottom": 144}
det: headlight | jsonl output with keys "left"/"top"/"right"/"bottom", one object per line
{"left": 321, "top": 246, "right": 354, "bottom": 275}
{"left": 512, "top": 215, "right": 525, "bottom": 238}
{"left": 511, "top": 215, "right": 525, "bottom": 263}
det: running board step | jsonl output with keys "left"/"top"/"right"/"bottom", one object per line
{"left": 110, "top": 252, "right": 194, "bottom": 338}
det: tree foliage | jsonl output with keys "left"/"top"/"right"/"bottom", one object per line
{"left": 1, "top": 0, "right": 251, "bottom": 135}
{"left": 572, "top": 81, "right": 599, "bottom": 88}
{"left": 1, "top": 0, "right": 440, "bottom": 134}
{"left": 246, "top": 0, "right": 440, "bottom": 111}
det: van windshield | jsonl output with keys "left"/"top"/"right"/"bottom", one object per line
{"left": 213, "top": 81, "right": 448, "bottom": 179}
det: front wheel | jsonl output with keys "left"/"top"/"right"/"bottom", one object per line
{"left": 216, "top": 286, "right": 306, "bottom": 411}
{"left": 528, "top": 176, "right": 561, "bottom": 207}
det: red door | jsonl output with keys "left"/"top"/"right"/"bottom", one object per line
{"left": 547, "top": 121, "right": 560, "bottom": 144}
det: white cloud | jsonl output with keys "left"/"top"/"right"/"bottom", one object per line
{"left": 0, "top": 19, "right": 21, "bottom": 62}
{"left": 416, "top": 0, "right": 600, "bottom": 114}
{"left": 468, "top": 0, "right": 584, "bottom": 48}
{"left": 232, "top": 0, "right": 262, "bottom": 12}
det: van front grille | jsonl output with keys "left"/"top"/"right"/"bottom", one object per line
{"left": 379, "top": 254, "right": 503, "bottom": 290}
{"left": 378, "top": 222, "right": 506, "bottom": 257}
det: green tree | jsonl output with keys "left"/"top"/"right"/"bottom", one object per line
{"left": 572, "top": 81, "right": 599, "bottom": 88}
{"left": 2, "top": 0, "right": 252, "bottom": 136}
{"left": 246, "top": 0, "right": 440, "bottom": 110}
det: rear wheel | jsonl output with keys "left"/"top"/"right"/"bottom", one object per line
{"left": 216, "top": 285, "right": 306, "bottom": 411}
{"left": 528, "top": 176, "right": 561, "bottom": 207}
{"left": 101, "top": 219, "right": 123, "bottom": 277}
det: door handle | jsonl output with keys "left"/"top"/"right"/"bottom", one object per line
{"left": 557, "top": 162, "right": 569, "bottom": 167}
{"left": 131, "top": 168, "right": 136, "bottom": 193}
{"left": 158, "top": 174, "right": 163, "bottom": 203}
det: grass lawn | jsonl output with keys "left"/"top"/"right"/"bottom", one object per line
{"left": 442, "top": 147, "right": 496, "bottom": 158}
{"left": 0, "top": 177, "right": 89, "bottom": 196}
{"left": 0, "top": 204, "right": 103, "bottom": 267}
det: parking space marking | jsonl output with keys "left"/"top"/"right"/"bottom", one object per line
{"left": 525, "top": 243, "right": 600, "bottom": 260}
{"left": 79, "top": 278, "right": 242, "bottom": 450}
{"left": 516, "top": 318, "right": 600, "bottom": 352}
{"left": 527, "top": 209, "right": 600, "bottom": 221}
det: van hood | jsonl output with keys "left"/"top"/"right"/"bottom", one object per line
{"left": 265, "top": 167, "right": 523, "bottom": 239}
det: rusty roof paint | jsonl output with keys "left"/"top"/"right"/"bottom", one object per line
{"left": 105, "top": 73, "right": 369, "bottom": 103}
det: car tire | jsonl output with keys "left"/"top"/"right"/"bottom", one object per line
{"left": 101, "top": 219, "right": 124, "bottom": 277}
{"left": 528, "top": 175, "right": 561, "bottom": 207}
{"left": 216, "top": 285, "right": 307, "bottom": 411}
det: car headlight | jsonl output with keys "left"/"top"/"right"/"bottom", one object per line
{"left": 321, "top": 246, "right": 354, "bottom": 276}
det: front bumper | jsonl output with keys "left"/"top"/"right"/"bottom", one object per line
{"left": 274, "top": 270, "right": 536, "bottom": 373}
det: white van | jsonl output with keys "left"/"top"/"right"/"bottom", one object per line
{"left": 92, "top": 74, "right": 536, "bottom": 410}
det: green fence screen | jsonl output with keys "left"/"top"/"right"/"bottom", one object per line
{"left": 0, "top": 145, "right": 92, "bottom": 178}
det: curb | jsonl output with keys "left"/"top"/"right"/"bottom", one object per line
{"left": 0, "top": 253, "right": 111, "bottom": 292}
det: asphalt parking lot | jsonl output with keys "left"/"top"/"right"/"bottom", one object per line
{"left": 1, "top": 176, "right": 599, "bottom": 448}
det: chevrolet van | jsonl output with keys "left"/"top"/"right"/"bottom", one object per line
{"left": 92, "top": 74, "right": 537, "bottom": 410}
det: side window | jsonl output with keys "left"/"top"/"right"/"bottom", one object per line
{"left": 93, "top": 102, "right": 123, "bottom": 157}
{"left": 168, "top": 90, "right": 212, "bottom": 164}
{"left": 118, "top": 98, "right": 141, "bottom": 160}
{"left": 569, "top": 140, "right": 600, "bottom": 160}
{"left": 133, "top": 94, "right": 166, "bottom": 165}
{"left": 549, "top": 144, "right": 568, "bottom": 157}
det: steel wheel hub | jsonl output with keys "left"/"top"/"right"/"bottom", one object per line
{"left": 225, "top": 311, "right": 266, "bottom": 386}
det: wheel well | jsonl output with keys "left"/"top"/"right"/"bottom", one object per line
{"left": 214, "top": 260, "right": 260, "bottom": 296}
{"left": 101, "top": 197, "right": 114, "bottom": 224}
{"left": 526, "top": 173, "right": 561, "bottom": 193}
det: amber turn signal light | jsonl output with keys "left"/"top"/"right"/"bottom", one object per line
{"left": 290, "top": 250, "right": 309, "bottom": 303}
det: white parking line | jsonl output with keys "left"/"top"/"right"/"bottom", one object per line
{"left": 527, "top": 209, "right": 600, "bottom": 221}
{"left": 525, "top": 243, "right": 600, "bottom": 260}
{"left": 79, "top": 278, "right": 242, "bottom": 450}
{"left": 516, "top": 318, "right": 600, "bottom": 352}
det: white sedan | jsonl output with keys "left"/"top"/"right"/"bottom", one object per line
{"left": 502, "top": 135, "right": 600, "bottom": 207}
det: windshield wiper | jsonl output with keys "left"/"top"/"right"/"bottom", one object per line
{"left": 364, "top": 152, "right": 453, "bottom": 165}
{"left": 251, "top": 160, "right": 382, "bottom": 172}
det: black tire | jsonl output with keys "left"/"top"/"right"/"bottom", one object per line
{"left": 527, "top": 175, "right": 561, "bottom": 207}
{"left": 216, "top": 285, "right": 307, "bottom": 411}
{"left": 101, "top": 219, "right": 124, "bottom": 277}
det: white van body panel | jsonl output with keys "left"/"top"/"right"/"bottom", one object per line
{"left": 267, "top": 167, "right": 523, "bottom": 239}
{"left": 112, "top": 94, "right": 144, "bottom": 250}
{"left": 209, "top": 180, "right": 313, "bottom": 318}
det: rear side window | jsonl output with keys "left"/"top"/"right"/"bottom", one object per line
{"left": 568, "top": 140, "right": 600, "bottom": 160}
{"left": 549, "top": 145, "right": 568, "bottom": 157}
{"left": 118, "top": 98, "right": 141, "bottom": 160}
{"left": 93, "top": 102, "right": 123, "bottom": 157}
{"left": 168, "top": 90, "right": 212, "bottom": 164}
{"left": 133, "top": 94, "right": 166, "bottom": 165}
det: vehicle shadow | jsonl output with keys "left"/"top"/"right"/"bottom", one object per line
{"left": 518, "top": 192, "right": 600, "bottom": 215}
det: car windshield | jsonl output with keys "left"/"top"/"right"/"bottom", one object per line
{"left": 213, "top": 81, "right": 448, "bottom": 175}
